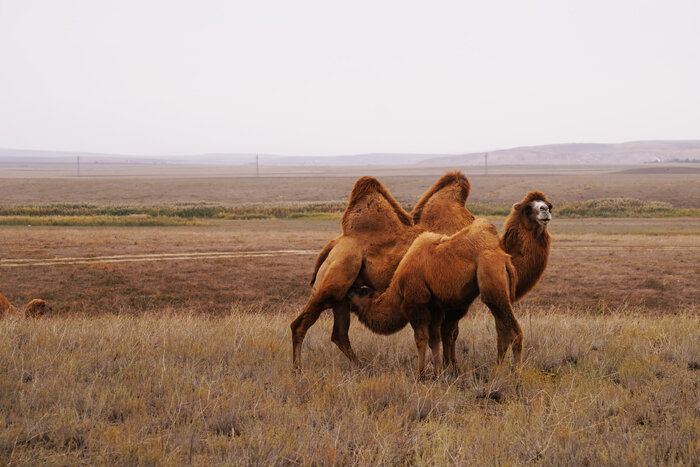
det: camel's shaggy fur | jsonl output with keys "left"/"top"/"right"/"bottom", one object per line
{"left": 291, "top": 176, "right": 425, "bottom": 369}
{"left": 0, "top": 290, "right": 19, "bottom": 317}
{"left": 24, "top": 299, "right": 51, "bottom": 318}
{"left": 411, "top": 171, "right": 477, "bottom": 368}
{"left": 349, "top": 219, "right": 521, "bottom": 376}
{"left": 501, "top": 191, "right": 553, "bottom": 300}
{"left": 292, "top": 172, "right": 475, "bottom": 370}
{"left": 411, "top": 170, "right": 474, "bottom": 231}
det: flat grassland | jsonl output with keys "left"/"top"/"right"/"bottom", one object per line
{"left": 0, "top": 166, "right": 699, "bottom": 464}
{"left": 1, "top": 311, "right": 698, "bottom": 465}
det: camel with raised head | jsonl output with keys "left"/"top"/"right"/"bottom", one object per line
{"left": 349, "top": 218, "right": 521, "bottom": 376}
{"left": 438, "top": 191, "right": 553, "bottom": 368}
{"left": 291, "top": 172, "right": 473, "bottom": 370}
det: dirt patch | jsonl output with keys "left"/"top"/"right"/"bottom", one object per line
{"left": 0, "top": 220, "right": 697, "bottom": 314}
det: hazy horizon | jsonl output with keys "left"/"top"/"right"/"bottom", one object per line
{"left": 1, "top": 1, "right": 699, "bottom": 156}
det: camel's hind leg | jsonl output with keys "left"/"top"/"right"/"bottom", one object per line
{"left": 291, "top": 242, "right": 362, "bottom": 370}
{"left": 441, "top": 299, "right": 475, "bottom": 371}
{"left": 477, "top": 254, "right": 524, "bottom": 369}
{"left": 330, "top": 301, "right": 358, "bottom": 363}
{"left": 405, "top": 302, "right": 433, "bottom": 378}
{"left": 428, "top": 311, "right": 444, "bottom": 377}
{"left": 441, "top": 316, "right": 459, "bottom": 370}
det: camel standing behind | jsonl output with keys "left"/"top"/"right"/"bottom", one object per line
{"left": 349, "top": 219, "right": 521, "bottom": 376}
{"left": 291, "top": 172, "right": 473, "bottom": 370}
{"left": 290, "top": 175, "right": 422, "bottom": 370}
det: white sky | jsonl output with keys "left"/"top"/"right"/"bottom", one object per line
{"left": 1, "top": 0, "right": 698, "bottom": 156}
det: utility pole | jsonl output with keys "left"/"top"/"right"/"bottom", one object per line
{"left": 484, "top": 152, "right": 488, "bottom": 176}
{"left": 77, "top": 155, "right": 80, "bottom": 177}
{"left": 256, "top": 154, "right": 259, "bottom": 177}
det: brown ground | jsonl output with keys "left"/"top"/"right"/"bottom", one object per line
{"left": 0, "top": 164, "right": 699, "bottom": 207}
{"left": 1, "top": 218, "right": 698, "bottom": 315}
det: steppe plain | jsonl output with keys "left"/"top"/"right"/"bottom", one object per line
{"left": 1, "top": 163, "right": 698, "bottom": 465}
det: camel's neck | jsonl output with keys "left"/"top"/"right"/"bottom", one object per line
{"left": 352, "top": 284, "right": 408, "bottom": 335}
{"left": 501, "top": 215, "right": 551, "bottom": 301}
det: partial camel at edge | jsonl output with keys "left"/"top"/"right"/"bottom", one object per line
{"left": 290, "top": 171, "right": 474, "bottom": 370}
{"left": 0, "top": 290, "right": 52, "bottom": 318}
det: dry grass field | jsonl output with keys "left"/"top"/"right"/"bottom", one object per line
{"left": 1, "top": 166, "right": 699, "bottom": 464}
{"left": 1, "top": 310, "right": 698, "bottom": 465}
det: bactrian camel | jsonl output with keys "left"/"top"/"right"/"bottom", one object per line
{"left": 290, "top": 172, "right": 473, "bottom": 370}
{"left": 349, "top": 218, "right": 520, "bottom": 376}
{"left": 438, "top": 191, "right": 553, "bottom": 368}
{"left": 349, "top": 190, "right": 553, "bottom": 373}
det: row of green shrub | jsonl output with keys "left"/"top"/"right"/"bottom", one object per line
{"left": 0, "top": 199, "right": 696, "bottom": 224}
{"left": 0, "top": 216, "right": 201, "bottom": 226}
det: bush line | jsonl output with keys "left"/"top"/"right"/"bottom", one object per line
{"left": 0, "top": 198, "right": 696, "bottom": 224}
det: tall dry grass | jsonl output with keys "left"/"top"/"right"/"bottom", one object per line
{"left": 1, "top": 307, "right": 698, "bottom": 465}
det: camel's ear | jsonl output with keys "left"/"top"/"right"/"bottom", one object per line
{"left": 523, "top": 204, "right": 533, "bottom": 215}
{"left": 546, "top": 201, "right": 553, "bottom": 212}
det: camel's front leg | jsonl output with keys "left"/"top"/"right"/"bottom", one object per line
{"left": 491, "top": 306, "right": 524, "bottom": 369}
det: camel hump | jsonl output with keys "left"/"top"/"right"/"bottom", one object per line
{"left": 341, "top": 176, "right": 413, "bottom": 235}
{"left": 411, "top": 170, "right": 474, "bottom": 230}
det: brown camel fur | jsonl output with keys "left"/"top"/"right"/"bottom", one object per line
{"left": 0, "top": 290, "right": 19, "bottom": 317}
{"left": 411, "top": 172, "right": 476, "bottom": 368}
{"left": 291, "top": 172, "right": 474, "bottom": 370}
{"left": 24, "top": 299, "right": 52, "bottom": 318}
{"left": 438, "top": 191, "right": 553, "bottom": 368}
{"left": 349, "top": 218, "right": 521, "bottom": 376}
{"left": 500, "top": 191, "right": 553, "bottom": 300}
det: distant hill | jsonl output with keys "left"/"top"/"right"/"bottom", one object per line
{"left": 419, "top": 141, "right": 700, "bottom": 166}
{"left": 1, "top": 140, "right": 699, "bottom": 167}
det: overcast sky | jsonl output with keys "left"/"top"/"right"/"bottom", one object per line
{"left": 1, "top": 0, "right": 698, "bottom": 156}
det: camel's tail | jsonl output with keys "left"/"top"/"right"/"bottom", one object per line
{"left": 310, "top": 238, "right": 338, "bottom": 286}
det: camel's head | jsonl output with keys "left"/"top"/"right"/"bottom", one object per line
{"left": 347, "top": 286, "right": 375, "bottom": 313}
{"left": 515, "top": 191, "right": 553, "bottom": 228}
